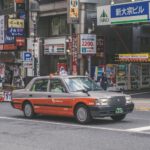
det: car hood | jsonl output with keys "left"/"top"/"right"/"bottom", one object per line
{"left": 13, "top": 89, "right": 26, "bottom": 93}
{"left": 88, "top": 91, "right": 128, "bottom": 99}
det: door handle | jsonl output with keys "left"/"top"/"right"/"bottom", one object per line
{"left": 29, "top": 94, "right": 32, "bottom": 97}
{"left": 48, "top": 95, "right": 51, "bottom": 98}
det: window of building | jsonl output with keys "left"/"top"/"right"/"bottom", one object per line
{"left": 39, "top": 0, "right": 64, "bottom": 5}
{"left": 51, "top": 15, "right": 69, "bottom": 36}
{"left": 2, "top": 0, "right": 14, "bottom": 10}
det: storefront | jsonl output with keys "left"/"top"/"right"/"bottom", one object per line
{"left": 0, "top": 51, "right": 24, "bottom": 88}
{"left": 116, "top": 53, "right": 150, "bottom": 90}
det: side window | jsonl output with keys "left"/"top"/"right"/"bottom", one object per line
{"left": 31, "top": 79, "right": 48, "bottom": 92}
{"left": 49, "top": 79, "right": 66, "bottom": 93}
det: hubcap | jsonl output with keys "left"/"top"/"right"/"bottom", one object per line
{"left": 77, "top": 107, "right": 87, "bottom": 122}
{"left": 24, "top": 104, "right": 32, "bottom": 117}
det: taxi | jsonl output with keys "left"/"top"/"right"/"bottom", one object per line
{"left": 11, "top": 75, "right": 134, "bottom": 124}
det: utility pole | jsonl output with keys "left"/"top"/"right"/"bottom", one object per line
{"left": 78, "top": 3, "right": 86, "bottom": 75}
{"left": 30, "top": 0, "right": 40, "bottom": 76}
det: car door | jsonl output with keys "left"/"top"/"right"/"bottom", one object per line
{"left": 49, "top": 78, "right": 74, "bottom": 116}
{"left": 29, "top": 78, "right": 53, "bottom": 114}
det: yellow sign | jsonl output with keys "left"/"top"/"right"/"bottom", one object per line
{"left": 118, "top": 53, "right": 150, "bottom": 62}
{"left": 8, "top": 19, "right": 24, "bottom": 28}
{"left": 69, "top": 0, "right": 79, "bottom": 18}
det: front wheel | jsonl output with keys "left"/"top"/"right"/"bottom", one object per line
{"left": 23, "top": 103, "right": 34, "bottom": 118}
{"left": 75, "top": 104, "right": 92, "bottom": 124}
{"left": 111, "top": 114, "right": 126, "bottom": 121}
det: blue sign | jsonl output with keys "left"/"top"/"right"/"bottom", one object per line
{"left": 5, "top": 33, "right": 15, "bottom": 44}
{"left": 7, "top": 28, "right": 24, "bottom": 37}
{"left": 110, "top": 1, "right": 150, "bottom": 24}
{"left": 111, "top": 1, "right": 149, "bottom": 18}
{"left": 23, "top": 52, "right": 32, "bottom": 61}
{"left": 18, "top": 11, "right": 26, "bottom": 20}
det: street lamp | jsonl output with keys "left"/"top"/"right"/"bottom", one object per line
{"left": 66, "top": 49, "right": 71, "bottom": 75}
{"left": 30, "top": 0, "right": 40, "bottom": 76}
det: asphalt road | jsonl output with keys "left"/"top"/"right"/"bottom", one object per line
{"left": 0, "top": 100, "right": 150, "bottom": 150}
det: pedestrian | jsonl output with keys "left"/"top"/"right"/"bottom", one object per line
{"left": 59, "top": 67, "right": 68, "bottom": 76}
{"left": 100, "top": 72, "right": 108, "bottom": 90}
{"left": 85, "top": 70, "right": 89, "bottom": 76}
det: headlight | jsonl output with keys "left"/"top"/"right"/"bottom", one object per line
{"left": 125, "top": 96, "right": 132, "bottom": 104}
{"left": 95, "top": 98, "right": 108, "bottom": 106}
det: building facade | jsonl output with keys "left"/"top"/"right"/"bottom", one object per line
{"left": 0, "top": 0, "right": 27, "bottom": 88}
{"left": 0, "top": 0, "right": 150, "bottom": 90}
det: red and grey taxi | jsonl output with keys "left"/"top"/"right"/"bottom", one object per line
{"left": 11, "top": 75, "right": 134, "bottom": 124}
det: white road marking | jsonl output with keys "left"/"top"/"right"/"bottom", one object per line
{"left": 0, "top": 116, "right": 150, "bottom": 135}
{"left": 0, "top": 116, "right": 125, "bottom": 132}
{"left": 127, "top": 126, "right": 150, "bottom": 132}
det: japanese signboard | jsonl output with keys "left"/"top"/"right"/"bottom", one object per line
{"left": 3, "top": 44, "right": 17, "bottom": 50}
{"left": 0, "top": 45, "right": 3, "bottom": 50}
{"left": 44, "top": 37, "right": 66, "bottom": 55}
{"left": 96, "top": 36, "right": 105, "bottom": 58}
{"left": 16, "top": 37, "right": 25, "bottom": 47}
{"left": 27, "top": 38, "right": 40, "bottom": 58}
{"left": 0, "top": 16, "right": 5, "bottom": 44}
{"left": 7, "top": 28, "right": 24, "bottom": 36}
{"left": 5, "top": 34, "right": 15, "bottom": 44}
{"left": 0, "top": 63, "right": 5, "bottom": 78}
{"left": 118, "top": 53, "right": 150, "bottom": 62}
{"left": 80, "top": 34, "right": 96, "bottom": 54}
{"left": 72, "top": 34, "right": 78, "bottom": 75}
{"left": 3, "top": 91, "right": 12, "bottom": 102}
{"left": 111, "top": 1, "right": 149, "bottom": 24}
{"left": 97, "top": 1, "right": 150, "bottom": 25}
{"left": 8, "top": 19, "right": 24, "bottom": 28}
{"left": 67, "top": 0, "right": 79, "bottom": 24}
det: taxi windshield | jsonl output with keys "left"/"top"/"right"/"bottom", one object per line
{"left": 64, "top": 77, "right": 102, "bottom": 92}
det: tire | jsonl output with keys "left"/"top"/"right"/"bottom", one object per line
{"left": 75, "top": 104, "right": 92, "bottom": 124}
{"left": 23, "top": 102, "right": 34, "bottom": 118}
{"left": 111, "top": 114, "right": 126, "bottom": 121}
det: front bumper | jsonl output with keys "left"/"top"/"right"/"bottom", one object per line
{"left": 89, "top": 103, "right": 134, "bottom": 118}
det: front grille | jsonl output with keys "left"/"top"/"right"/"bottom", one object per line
{"left": 109, "top": 96, "right": 126, "bottom": 106}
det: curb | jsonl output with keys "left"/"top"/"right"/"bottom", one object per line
{"left": 135, "top": 107, "right": 150, "bottom": 112}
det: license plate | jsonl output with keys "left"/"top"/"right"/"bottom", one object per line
{"left": 115, "top": 108, "right": 123, "bottom": 114}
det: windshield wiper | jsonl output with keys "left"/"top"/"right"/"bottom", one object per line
{"left": 75, "top": 89, "right": 90, "bottom": 96}
{"left": 81, "top": 89, "right": 90, "bottom": 96}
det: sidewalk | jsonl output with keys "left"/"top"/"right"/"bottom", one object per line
{"left": 132, "top": 98, "right": 150, "bottom": 111}
{"left": 123, "top": 88, "right": 150, "bottom": 111}
{"left": 123, "top": 88, "right": 150, "bottom": 95}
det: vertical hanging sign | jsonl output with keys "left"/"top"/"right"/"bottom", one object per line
{"left": 15, "top": 0, "right": 25, "bottom": 12}
{"left": 67, "top": 0, "right": 79, "bottom": 24}
{"left": 72, "top": 34, "right": 78, "bottom": 75}
{"left": 0, "top": 15, "right": 5, "bottom": 44}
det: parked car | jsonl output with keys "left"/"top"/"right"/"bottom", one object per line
{"left": 11, "top": 75, "right": 134, "bottom": 124}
